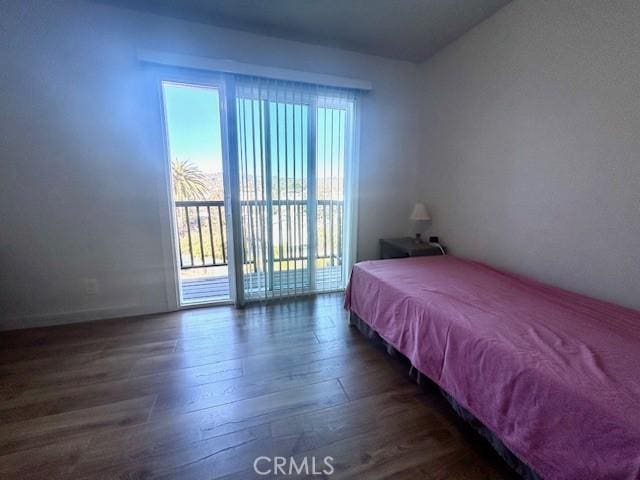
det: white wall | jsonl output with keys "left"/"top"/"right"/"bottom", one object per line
{"left": 417, "top": 0, "right": 640, "bottom": 309}
{"left": 0, "top": 0, "right": 422, "bottom": 328}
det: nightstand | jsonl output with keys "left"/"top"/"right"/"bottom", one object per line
{"left": 379, "top": 237, "right": 444, "bottom": 259}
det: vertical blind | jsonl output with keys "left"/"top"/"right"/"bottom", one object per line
{"left": 233, "top": 76, "right": 358, "bottom": 302}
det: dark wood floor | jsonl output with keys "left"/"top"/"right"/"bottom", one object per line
{"left": 0, "top": 293, "right": 517, "bottom": 479}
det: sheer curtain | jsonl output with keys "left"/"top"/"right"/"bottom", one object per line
{"left": 230, "top": 76, "right": 359, "bottom": 303}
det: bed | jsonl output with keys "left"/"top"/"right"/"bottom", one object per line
{"left": 344, "top": 255, "right": 640, "bottom": 480}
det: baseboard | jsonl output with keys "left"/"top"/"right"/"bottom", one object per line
{"left": 0, "top": 303, "right": 170, "bottom": 331}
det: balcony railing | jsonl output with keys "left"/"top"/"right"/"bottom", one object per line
{"left": 174, "top": 200, "right": 343, "bottom": 271}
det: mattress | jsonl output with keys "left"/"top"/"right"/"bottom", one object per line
{"left": 344, "top": 255, "right": 640, "bottom": 480}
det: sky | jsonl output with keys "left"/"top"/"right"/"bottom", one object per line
{"left": 163, "top": 83, "right": 223, "bottom": 174}
{"left": 162, "top": 82, "right": 345, "bottom": 181}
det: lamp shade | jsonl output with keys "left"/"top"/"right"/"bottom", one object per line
{"left": 410, "top": 202, "right": 431, "bottom": 221}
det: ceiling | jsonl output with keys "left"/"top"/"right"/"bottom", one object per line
{"left": 95, "top": 0, "right": 511, "bottom": 62}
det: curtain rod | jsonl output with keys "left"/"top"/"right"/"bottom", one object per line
{"left": 137, "top": 49, "right": 373, "bottom": 91}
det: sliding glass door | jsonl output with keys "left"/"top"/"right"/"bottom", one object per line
{"left": 162, "top": 81, "right": 233, "bottom": 305}
{"left": 233, "top": 78, "right": 357, "bottom": 302}
{"left": 161, "top": 73, "right": 359, "bottom": 306}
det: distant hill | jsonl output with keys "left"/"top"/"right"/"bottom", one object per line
{"left": 200, "top": 172, "right": 343, "bottom": 201}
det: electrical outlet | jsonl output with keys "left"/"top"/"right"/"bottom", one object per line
{"left": 84, "top": 278, "right": 99, "bottom": 296}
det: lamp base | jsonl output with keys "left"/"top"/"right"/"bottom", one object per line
{"left": 414, "top": 233, "right": 424, "bottom": 244}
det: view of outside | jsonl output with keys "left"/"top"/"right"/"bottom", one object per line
{"left": 236, "top": 98, "right": 345, "bottom": 289}
{"left": 163, "top": 83, "right": 228, "bottom": 299}
{"left": 163, "top": 82, "right": 347, "bottom": 303}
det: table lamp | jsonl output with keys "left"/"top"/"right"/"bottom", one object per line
{"left": 410, "top": 202, "right": 431, "bottom": 243}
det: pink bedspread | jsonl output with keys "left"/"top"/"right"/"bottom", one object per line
{"left": 345, "top": 255, "right": 640, "bottom": 480}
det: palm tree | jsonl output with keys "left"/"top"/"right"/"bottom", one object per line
{"left": 171, "top": 159, "right": 209, "bottom": 201}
